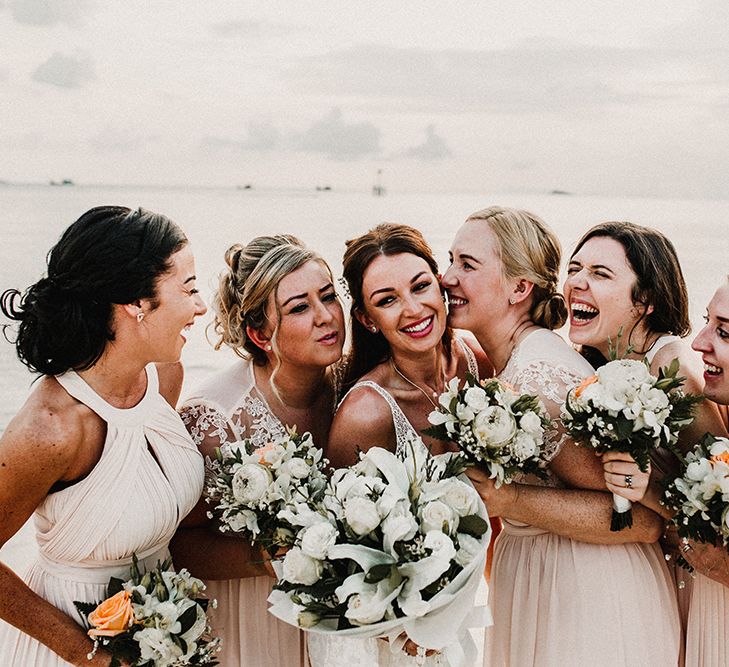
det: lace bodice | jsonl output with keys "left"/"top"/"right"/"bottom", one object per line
{"left": 499, "top": 328, "right": 594, "bottom": 487}
{"left": 179, "top": 358, "right": 289, "bottom": 454}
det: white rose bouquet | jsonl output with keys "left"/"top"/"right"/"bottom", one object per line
{"left": 563, "top": 358, "right": 700, "bottom": 530}
{"left": 205, "top": 428, "right": 328, "bottom": 556}
{"left": 664, "top": 434, "right": 729, "bottom": 570}
{"left": 267, "top": 441, "right": 492, "bottom": 667}
{"left": 74, "top": 555, "right": 220, "bottom": 667}
{"left": 424, "top": 375, "right": 551, "bottom": 487}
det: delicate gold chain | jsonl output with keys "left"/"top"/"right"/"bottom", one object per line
{"left": 390, "top": 359, "right": 443, "bottom": 410}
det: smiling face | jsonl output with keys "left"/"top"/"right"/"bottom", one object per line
{"left": 358, "top": 252, "right": 446, "bottom": 358}
{"left": 441, "top": 220, "right": 509, "bottom": 336}
{"left": 140, "top": 244, "right": 207, "bottom": 363}
{"left": 692, "top": 282, "right": 729, "bottom": 404}
{"left": 265, "top": 259, "right": 344, "bottom": 369}
{"left": 564, "top": 236, "right": 650, "bottom": 358}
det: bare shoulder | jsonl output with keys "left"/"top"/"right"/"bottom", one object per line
{"left": 457, "top": 334, "right": 494, "bottom": 378}
{"left": 651, "top": 339, "right": 702, "bottom": 385}
{"left": 328, "top": 382, "right": 396, "bottom": 467}
{"left": 157, "top": 361, "right": 184, "bottom": 408}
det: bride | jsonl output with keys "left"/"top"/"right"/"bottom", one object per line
{"left": 317, "top": 223, "right": 491, "bottom": 666}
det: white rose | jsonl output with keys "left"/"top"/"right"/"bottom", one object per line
{"left": 685, "top": 458, "right": 712, "bottom": 482}
{"left": 134, "top": 627, "right": 184, "bottom": 667}
{"left": 423, "top": 530, "right": 457, "bottom": 561}
{"left": 282, "top": 547, "right": 323, "bottom": 585}
{"left": 300, "top": 522, "right": 338, "bottom": 560}
{"left": 464, "top": 386, "right": 489, "bottom": 412}
{"left": 282, "top": 457, "right": 311, "bottom": 479}
{"left": 231, "top": 463, "right": 273, "bottom": 505}
{"left": 382, "top": 511, "right": 419, "bottom": 555}
{"left": 519, "top": 410, "right": 544, "bottom": 437}
{"left": 345, "top": 589, "right": 390, "bottom": 625}
{"left": 455, "top": 532, "right": 482, "bottom": 567}
{"left": 511, "top": 431, "right": 538, "bottom": 461}
{"left": 472, "top": 405, "right": 517, "bottom": 448}
{"left": 420, "top": 500, "right": 457, "bottom": 534}
{"left": 345, "top": 497, "right": 381, "bottom": 535}
{"left": 439, "top": 477, "right": 480, "bottom": 517}
{"left": 710, "top": 438, "right": 729, "bottom": 458}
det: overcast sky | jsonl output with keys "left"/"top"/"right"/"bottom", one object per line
{"left": 2, "top": 1, "right": 728, "bottom": 197}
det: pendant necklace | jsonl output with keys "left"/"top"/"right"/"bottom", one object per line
{"left": 390, "top": 359, "right": 445, "bottom": 410}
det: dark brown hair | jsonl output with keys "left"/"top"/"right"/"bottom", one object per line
{"left": 570, "top": 221, "right": 691, "bottom": 354}
{"left": 341, "top": 223, "right": 452, "bottom": 388}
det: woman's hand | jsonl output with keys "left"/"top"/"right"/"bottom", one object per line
{"left": 465, "top": 467, "right": 518, "bottom": 518}
{"left": 601, "top": 451, "right": 650, "bottom": 502}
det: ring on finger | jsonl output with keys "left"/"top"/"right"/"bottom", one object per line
{"left": 624, "top": 474, "right": 633, "bottom": 489}
{"left": 681, "top": 541, "right": 692, "bottom": 553}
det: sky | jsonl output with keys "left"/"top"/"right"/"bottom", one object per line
{"left": 1, "top": 1, "right": 728, "bottom": 198}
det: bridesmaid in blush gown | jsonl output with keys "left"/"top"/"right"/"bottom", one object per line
{"left": 0, "top": 207, "right": 207, "bottom": 666}
{"left": 442, "top": 207, "right": 681, "bottom": 666}
{"left": 563, "top": 221, "right": 728, "bottom": 661}
{"left": 171, "top": 235, "right": 345, "bottom": 667}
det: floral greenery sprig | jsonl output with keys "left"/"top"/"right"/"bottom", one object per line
{"left": 205, "top": 428, "right": 329, "bottom": 557}
{"left": 267, "top": 440, "right": 491, "bottom": 656}
{"left": 424, "top": 374, "right": 551, "bottom": 487}
{"left": 74, "top": 555, "right": 220, "bottom": 667}
{"left": 563, "top": 357, "right": 701, "bottom": 530}
{"left": 664, "top": 434, "right": 729, "bottom": 571}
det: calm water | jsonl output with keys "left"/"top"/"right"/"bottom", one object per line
{"left": 1, "top": 184, "right": 728, "bottom": 432}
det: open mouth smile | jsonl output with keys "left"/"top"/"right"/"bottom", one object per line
{"left": 401, "top": 316, "right": 434, "bottom": 338}
{"left": 570, "top": 301, "right": 599, "bottom": 325}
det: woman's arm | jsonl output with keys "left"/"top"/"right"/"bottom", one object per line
{"left": 0, "top": 400, "right": 117, "bottom": 666}
{"left": 326, "top": 387, "right": 397, "bottom": 469}
{"left": 169, "top": 402, "right": 271, "bottom": 580}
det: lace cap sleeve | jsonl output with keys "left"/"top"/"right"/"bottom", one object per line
{"left": 179, "top": 400, "right": 235, "bottom": 457}
{"left": 508, "top": 360, "right": 587, "bottom": 464}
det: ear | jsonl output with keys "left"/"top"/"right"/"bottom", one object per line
{"left": 354, "top": 308, "right": 378, "bottom": 334}
{"left": 246, "top": 325, "right": 272, "bottom": 352}
{"left": 510, "top": 279, "right": 534, "bottom": 304}
{"left": 121, "top": 300, "right": 145, "bottom": 322}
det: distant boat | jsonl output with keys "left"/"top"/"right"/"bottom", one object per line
{"left": 50, "top": 179, "right": 74, "bottom": 186}
{"left": 237, "top": 184, "right": 253, "bottom": 190}
{"left": 315, "top": 185, "right": 332, "bottom": 192}
{"left": 372, "top": 169, "right": 386, "bottom": 196}
{"left": 550, "top": 189, "right": 571, "bottom": 195}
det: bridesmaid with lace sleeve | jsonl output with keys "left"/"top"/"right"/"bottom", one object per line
{"left": 319, "top": 224, "right": 492, "bottom": 667}
{"left": 0, "top": 207, "right": 207, "bottom": 666}
{"left": 169, "top": 235, "right": 345, "bottom": 667}
{"left": 443, "top": 207, "right": 681, "bottom": 666}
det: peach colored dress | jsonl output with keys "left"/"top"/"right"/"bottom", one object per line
{"left": 0, "top": 364, "right": 204, "bottom": 666}
{"left": 180, "top": 359, "right": 309, "bottom": 667}
{"left": 684, "top": 574, "right": 729, "bottom": 666}
{"left": 485, "top": 330, "right": 681, "bottom": 666}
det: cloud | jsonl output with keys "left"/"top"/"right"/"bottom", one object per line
{"left": 293, "top": 108, "right": 380, "bottom": 160}
{"left": 31, "top": 51, "right": 95, "bottom": 88}
{"left": 9, "top": 0, "right": 92, "bottom": 26}
{"left": 201, "top": 122, "right": 280, "bottom": 152}
{"left": 401, "top": 125, "right": 451, "bottom": 161}
{"left": 287, "top": 43, "right": 729, "bottom": 114}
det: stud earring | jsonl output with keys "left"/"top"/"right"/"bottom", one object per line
{"left": 137, "top": 310, "right": 144, "bottom": 322}
{"left": 265, "top": 344, "right": 272, "bottom": 351}
{"left": 508, "top": 296, "right": 515, "bottom": 305}
{"left": 370, "top": 326, "right": 378, "bottom": 334}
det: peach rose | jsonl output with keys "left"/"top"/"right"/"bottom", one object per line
{"left": 253, "top": 441, "right": 276, "bottom": 465}
{"left": 710, "top": 451, "right": 729, "bottom": 465}
{"left": 574, "top": 375, "right": 598, "bottom": 398}
{"left": 87, "top": 590, "right": 134, "bottom": 638}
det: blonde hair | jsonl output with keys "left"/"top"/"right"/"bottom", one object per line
{"left": 466, "top": 206, "right": 567, "bottom": 330}
{"left": 212, "top": 235, "right": 325, "bottom": 371}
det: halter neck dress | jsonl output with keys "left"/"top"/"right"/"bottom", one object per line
{"left": 0, "top": 364, "right": 204, "bottom": 666}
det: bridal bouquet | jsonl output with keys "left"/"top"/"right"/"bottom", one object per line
{"left": 424, "top": 375, "right": 551, "bottom": 487}
{"left": 664, "top": 434, "right": 729, "bottom": 569}
{"left": 563, "top": 358, "right": 700, "bottom": 530}
{"left": 75, "top": 555, "right": 219, "bottom": 667}
{"left": 267, "top": 441, "right": 491, "bottom": 667}
{"left": 205, "top": 428, "right": 328, "bottom": 555}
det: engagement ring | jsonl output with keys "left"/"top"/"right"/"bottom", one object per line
{"left": 624, "top": 474, "right": 633, "bottom": 489}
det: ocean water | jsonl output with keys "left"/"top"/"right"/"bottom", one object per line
{"left": 1, "top": 184, "right": 728, "bottom": 435}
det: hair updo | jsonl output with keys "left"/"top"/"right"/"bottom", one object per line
{"left": 212, "top": 235, "right": 328, "bottom": 365}
{"left": 466, "top": 206, "right": 567, "bottom": 330}
{"left": 1, "top": 206, "right": 187, "bottom": 376}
